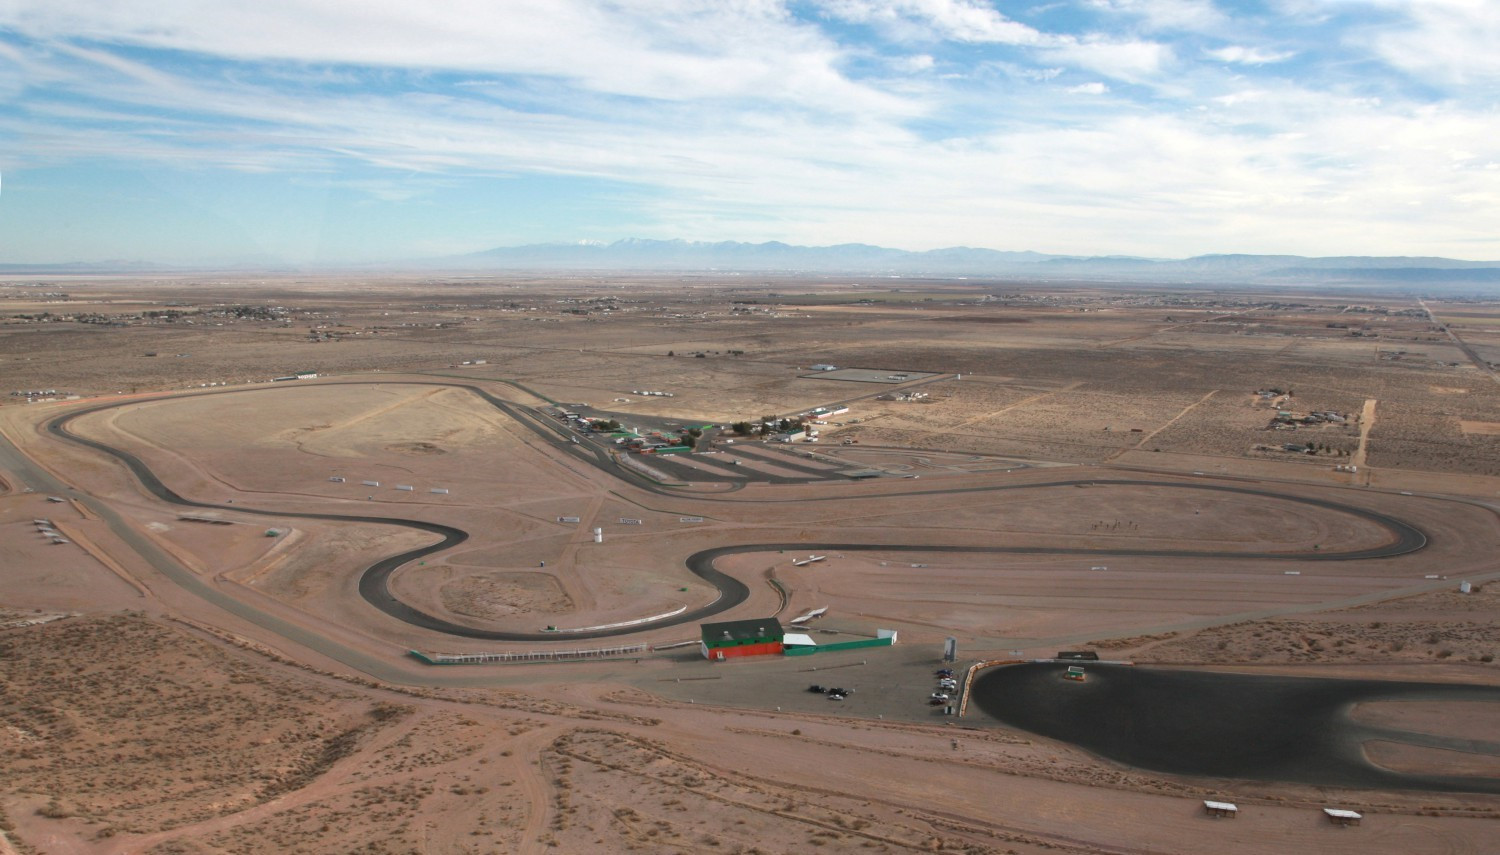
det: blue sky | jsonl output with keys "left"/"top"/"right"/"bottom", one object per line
{"left": 2, "top": 0, "right": 1498, "bottom": 264}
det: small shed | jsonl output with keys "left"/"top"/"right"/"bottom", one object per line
{"left": 1323, "top": 808, "right": 1362, "bottom": 827}
{"left": 809, "top": 364, "right": 838, "bottom": 371}
{"left": 782, "top": 632, "right": 817, "bottom": 650}
{"left": 1203, "top": 800, "right": 1238, "bottom": 819}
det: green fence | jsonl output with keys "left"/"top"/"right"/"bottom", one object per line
{"left": 783, "top": 637, "right": 892, "bottom": 656}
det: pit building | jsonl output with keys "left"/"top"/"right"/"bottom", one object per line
{"left": 700, "top": 618, "right": 784, "bottom": 660}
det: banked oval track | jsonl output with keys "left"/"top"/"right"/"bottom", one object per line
{"left": 47, "top": 384, "right": 1428, "bottom": 642}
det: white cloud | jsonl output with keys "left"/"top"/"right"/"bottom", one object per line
{"left": 1087, "top": 0, "right": 1228, "bottom": 33}
{"left": 891, "top": 53, "right": 936, "bottom": 72}
{"left": 3, "top": 1, "right": 1500, "bottom": 258}
{"left": 1021, "top": 66, "right": 1066, "bottom": 81}
{"left": 1205, "top": 45, "right": 1295, "bottom": 65}
{"left": 1210, "top": 88, "right": 1267, "bottom": 107}
{"left": 8, "top": 52, "right": 1499, "bottom": 257}
{"left": 1042, "top": 36, "right": 1173, "bottom": 83}
{"left": 820, "top": 0, "right": 1046, "bottom": 45}
{"left": 0, "top": 0, "right": 913, "bottom": 116}
{"left": 821, "top": 0, "right": 1175, "bottom": 85}
{"left": 1363, "top": 0, "right": 1500, "bottom": 84}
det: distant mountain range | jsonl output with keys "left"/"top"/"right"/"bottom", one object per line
{"left": 443, "top": 239, "right": 1500, "bottom": 285}
{"left": 7, "top": 239, "right": 1500, "bottom": 286}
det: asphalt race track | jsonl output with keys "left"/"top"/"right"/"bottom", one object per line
{"left": 46, "top": 381, "right": 1430, "bottom": 642}
{"left": 970, "top": 663, "right": 1500, "bottom": 793}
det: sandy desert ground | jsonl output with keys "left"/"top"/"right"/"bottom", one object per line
{"left": 2, "top": 275, "right": 1498, "bottom": 854}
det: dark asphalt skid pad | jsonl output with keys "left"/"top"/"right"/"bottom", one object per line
{"left": 971, "top": 663, "right": 1500, "bottom": 793}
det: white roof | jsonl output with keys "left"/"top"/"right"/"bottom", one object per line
{"left": 1204, "top": 801, "right": 1238, "bottom": 811}
{"left": 1323, "top": 808, "right": 1362, "bottom": 819}
{"left": 783, "top": 633, "right": 816, "bottom": 647}
{"left": 789, "top": 606, "right": 828, "bottom": 624}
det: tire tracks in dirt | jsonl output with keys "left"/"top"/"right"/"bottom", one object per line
{"left": 513, "top": 727, "right": 568, "bottom": 855}
{"left": 1108, "top": 388, "right": 1218, "bottom": 460}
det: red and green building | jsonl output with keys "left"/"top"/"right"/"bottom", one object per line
{"left": 700, "top": 618, "right": 784, "bottom": 660}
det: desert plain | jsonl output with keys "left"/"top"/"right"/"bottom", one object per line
{"left": 2, "top": 274, "right": 1499, "bottom": 854}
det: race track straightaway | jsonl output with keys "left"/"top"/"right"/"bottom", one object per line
{"left": 45, "top": 382, "right": 1429, "bottom": 642}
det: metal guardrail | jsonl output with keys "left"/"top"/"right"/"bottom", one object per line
{"left": 957, "top": 658, "right": 1022, "bottom": 717}
{"left": 410, "top": 643, "right": 647, "bottom": 664}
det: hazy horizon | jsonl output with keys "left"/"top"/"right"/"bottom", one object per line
{"left": 4, "top": 235, "right": 1499, "bottom": 275}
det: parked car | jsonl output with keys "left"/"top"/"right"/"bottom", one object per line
{"left": 808, "top": 684, "right": 826, "bottom": 693}
{"left": 930, "top": 692, "right": 950, "bottom": 701}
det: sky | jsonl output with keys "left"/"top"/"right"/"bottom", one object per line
{"left": 1, "top": 0, "right": 1499, "bottom": 265}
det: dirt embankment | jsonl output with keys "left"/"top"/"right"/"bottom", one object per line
{"left": 1095, "top": 587, "right": 1500, "bottom": 667}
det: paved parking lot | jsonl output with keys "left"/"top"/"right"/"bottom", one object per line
{"left": 636, "top": 642, "right": 974, "bottom": 724}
